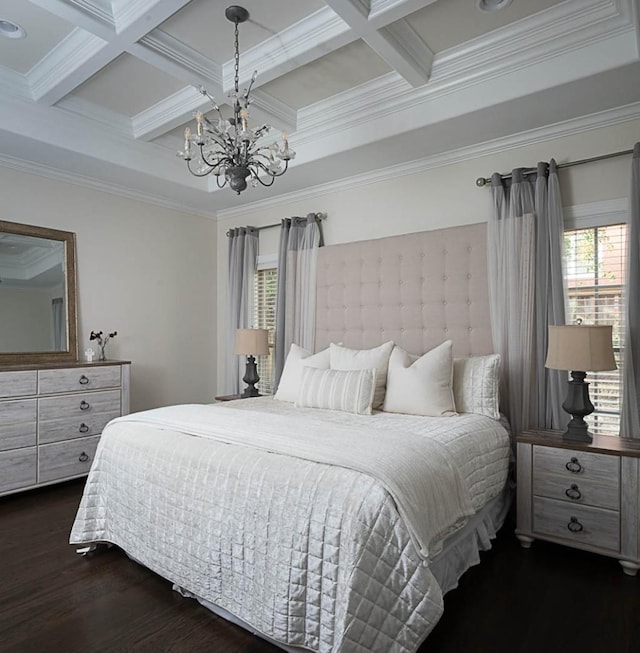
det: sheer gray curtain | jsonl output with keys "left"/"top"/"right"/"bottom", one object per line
{"left": 274, "top": 214, "right": 324, "bottom": 389}
{"left": 621, "top": 143, "right": 640, "bottom": 438}
{"left": 488, "top": 161, "right": 566, "bottom": 436}
{"left": 226, "top": 227, "right": 258, "bottom": 394}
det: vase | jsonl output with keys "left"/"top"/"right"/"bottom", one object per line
{"left": 99, "top": 344, "right": 107, "bottom": 361}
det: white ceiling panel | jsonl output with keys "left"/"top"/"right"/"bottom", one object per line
{"left": 260, "top": 40, "right": 392, "bottom": 110}
{"left": 406, "top": 0, "right": 564, "bottom": 54}
{"left": 0, "top": 0, "right": 637, "bottom": 216}
{"left": 160, "top": 0, "right": 325, "bottom": 62}
{"left": 0, "top": 0, "right": 73, "bottom": 74}
{"left": 71, "top": 54, "right": 186, "bottom": 117}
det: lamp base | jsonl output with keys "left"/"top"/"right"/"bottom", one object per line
{"left": 562, "top": 418, "right": 593, "bottom": 442}
{"left": 241, "top": 354, "right": 261, "bottom": 398}
{"left": 561, "top": 370, "right": 594, "bottom": 443}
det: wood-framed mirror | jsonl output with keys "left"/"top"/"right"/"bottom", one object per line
{"left": 0, "top": 220, "right": 78, "bottom": 365}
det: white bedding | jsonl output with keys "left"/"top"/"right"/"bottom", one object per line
{"left": 70, "top": 397, "right": 510, "bottom": 653}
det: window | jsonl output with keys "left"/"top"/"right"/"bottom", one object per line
{"left": 563, "top": 223, "right": 627, "bottom": 435}
{"left": 253, "top": 265, "right": 277, "bottom": 394}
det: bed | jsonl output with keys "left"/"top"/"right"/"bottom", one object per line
{"left": 70, "top": 223, "right": 512, "bottom": 653}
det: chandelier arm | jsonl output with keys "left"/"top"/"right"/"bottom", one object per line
{"left": 186, "top": 159, "right": 215, "bottom": 177}
{"left": 216, "top": 175, "right": 228, "bottom": 189}
{"left": 250, "top": 167, "right": 276, "bottom": 187}
{"left": 251, "top": 159, "right": 289, "bottom": 181}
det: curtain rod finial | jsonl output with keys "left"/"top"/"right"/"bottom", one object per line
{"left": 476, "top": 177, "right": 488, "bottom": 187}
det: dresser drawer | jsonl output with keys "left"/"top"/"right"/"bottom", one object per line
{"left": 0, "top": 399, "right": 37, "bottom": 451}
{"left": 0, "top": 371, "right": 37, "bottom": 398}
{"left": 38, "top": 389, "right": 121, "bottom": 421}
{"left": 38, "top": 390, "right": 120, "bottom": 444}
{"left": 533, "top": 445, "right": 619, "bottom": 487}
{"left": 39, "top": 436, "right": 100, "bottom": 483}
{"left": 0, "top": 447, "right": 37, "bottom": 493}
{"left": 533, "top": 497, "right": 620, "bottom": 552}
{"left": 533, "top": 471, "right": 619, "bottom": 511}
{"left": 38, "top": 366, "right": 121, "bottom": 394}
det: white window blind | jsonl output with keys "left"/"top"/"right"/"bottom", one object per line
{"left": 563, "top": 223, "right": 627, "bottom": 435}
{"left": 253, "top": 267, "right": 277, "bottom": 395}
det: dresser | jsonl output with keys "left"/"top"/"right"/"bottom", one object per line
{"left": 516, "top": 429, "right": 640, "bottom": 576}
{"left": 0, "top": 361, "right": 130, "bottom": 496}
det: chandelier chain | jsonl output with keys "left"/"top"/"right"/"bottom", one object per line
{"left": 233, "top": 19, "right": 240, "bottom": 95}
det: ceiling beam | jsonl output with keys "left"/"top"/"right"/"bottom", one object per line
{"left": 26, "top": 0, "right": 192, "bottom": 106}
{"left": 324, "top": 0, "right": 434, "bottom": 87}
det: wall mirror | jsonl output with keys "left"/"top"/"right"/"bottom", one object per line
{"left": 0, "top": 220, "right": 78, "bottom": 365}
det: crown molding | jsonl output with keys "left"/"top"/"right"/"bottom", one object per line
{"left": 27, "top": 29, "right": 109, "bottom": 104}
{"left": 216, "top": 101, "right": 640, "bottom": 220}
{"left": 132, "top": 85, "right": 207, "bottom": 141}
{"left": 138, "top": 30, "right": 222, "bottom": 88}
{"left": 0, "top": 151, "right": 216, "bottom": 220}
{"left": 295, "top": 0, "right": 635, "bottom": 148}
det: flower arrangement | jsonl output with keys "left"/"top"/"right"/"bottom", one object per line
{"left": 90, "top": 330, "right": 117, "bottom": 361}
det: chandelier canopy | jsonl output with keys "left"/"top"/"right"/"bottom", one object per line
{"left": 178, "top": 5, "right": 295, "bottom": 194}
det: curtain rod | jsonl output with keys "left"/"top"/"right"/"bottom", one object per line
{"left": 226, "top": 212, "right": 326, "bottom": 237}
{"left": 475, "top": 148, "right": 634, "bottom": 187}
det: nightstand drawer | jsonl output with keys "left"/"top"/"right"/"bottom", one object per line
{"left": 39, "top": 436, "right": 100, "bottom": 483}
{"left": 533, "top": 472, "right": 619, "bottom": 510}
{"left": 533, "top": 497, "right": 620, "bottom": 552}
{"left": 533, "top": 445, "right": 619, "bottom": 487}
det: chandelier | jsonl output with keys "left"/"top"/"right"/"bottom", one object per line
{"left": 178, "top": 5, "right": 295, "bottom": 194}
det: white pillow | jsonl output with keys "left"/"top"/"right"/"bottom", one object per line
{"left": 383, "top": 341, "right": 457, "bottom": 417}
{"left": 453, "top": 354, "right": 501, "bottom": 419}
{"left": 330, "top": 341, "right": 394, "bottom": 410}
{"left": 274, "top": 344, "right": 331, "bottom": 403}
{"left": 295, "top": 367, "right": 376, "bottom": 415}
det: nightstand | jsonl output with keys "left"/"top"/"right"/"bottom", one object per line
{"left": 516, "top": 429, "right": 640, "bottom": 576}
{"left": 214, "top": 394, "right": 242, "bottom": 402}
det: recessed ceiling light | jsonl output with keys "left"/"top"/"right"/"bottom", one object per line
{"left": 0, "top": 19, "right": 26, "bottom": 39}
{"left": 476, "top": 0, "right": 513, "bottom": 12}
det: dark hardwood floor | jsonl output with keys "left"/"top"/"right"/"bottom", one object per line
{"left": 1, "top": 479, "right": 638, "bottom": 653}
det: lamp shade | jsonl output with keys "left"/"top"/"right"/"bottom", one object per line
{"left": 545, "top": 325, "right": 617, "bottom": 372}
{"left": 234, "top": 328, "right": 269, "bottom": 356}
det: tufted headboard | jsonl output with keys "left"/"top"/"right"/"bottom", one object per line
{"left": 314, "top": 222, "right": 492, "bottom": 357}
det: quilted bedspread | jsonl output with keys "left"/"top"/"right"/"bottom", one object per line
{"left": 70, "top": 398, "right": 510, "bottom": 653}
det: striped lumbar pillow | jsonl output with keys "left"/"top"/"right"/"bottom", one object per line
{"left": 295, "top": 367, "right": 376, "bottom": 415}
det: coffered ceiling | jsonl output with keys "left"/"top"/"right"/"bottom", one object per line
{"left": 0, "top": 0, "right": 639, "bottom": 217}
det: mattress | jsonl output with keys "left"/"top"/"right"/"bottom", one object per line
{"left": 70, "top": 397, "right": 510, "bottom": 653}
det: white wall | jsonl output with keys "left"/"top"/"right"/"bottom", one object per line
{"left": 0, "top": 167, "right": 217, "bottom": 412}
{"left": 215, "top": 117, "right": 640, "bottom": 389}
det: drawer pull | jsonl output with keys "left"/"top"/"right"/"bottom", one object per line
{"left": 565, "top": 457, "right": 583, "bottom": 474}
{"left": 565, "top": 484, "right": 582, "bottom": 500}
{"left": 80, "top": 400, "right": 91, "bottom": 411}
{"left": 79, "top": 423, "right": 89, "bottom": 433}
{"left": 79, "top": 375, "right": 89, "bottom": 385}
{"left": 78, "top": 452, "right": 89, "bottom": 463}
{"left": 567, "top": 516, "right": 584, "bottom": 533}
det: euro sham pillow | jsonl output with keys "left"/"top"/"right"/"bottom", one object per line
{"left": 382, "top": 341, "right": 457, "bottom": 417}
{"left": 295, "top": 367, "right": 376, "bottom": 415}
{"left": 329, "top": 341, "right": 394, "bottom": 410}
{"left": 452, "top": 353, "right": 501, "bottom": 420}
{"left": 274, "top": 343, "right": 332, "bottom": 403}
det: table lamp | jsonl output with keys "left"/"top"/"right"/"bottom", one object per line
{"left": 234, "top": 328, "right": 269, "bottom": 398}
{"left": 545, "top": 324, "right": 617, "bottom": 442}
